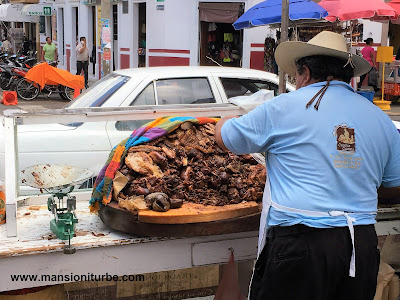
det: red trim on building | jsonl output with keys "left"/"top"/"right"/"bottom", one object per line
{"left": 251, "top": 43, "right": 264, "bottom": 48}
{"left": 120, "top": 48, "right": 130, "bottom": 51}
{"left": 149, "top": 56, "right": 190, "bottom": 67}
{"left": 120, "top": 54, "right": 130, "bottom": 69}
{"left": 66, "top": 49, "right": 71, "bottom": 72}
{"left": 250, "top": 51, "right": 264, "bottom": 71}
{"left": 149, "top": 49, "right": 190, "bottom": 54}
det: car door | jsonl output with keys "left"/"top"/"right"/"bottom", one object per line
{"left": 106, "top": 74, "right": 221, "bottom": 147}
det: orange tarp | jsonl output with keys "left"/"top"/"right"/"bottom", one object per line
{"left": 24, "top": 62, "right": 84, "bottom": 90}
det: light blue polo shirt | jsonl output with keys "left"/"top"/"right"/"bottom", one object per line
{"left": 221, "top": 81, "right": 400, "bottom": 228}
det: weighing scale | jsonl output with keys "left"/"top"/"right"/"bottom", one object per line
{"left": 21, "top": 164, "right": 93, "bottom": 254}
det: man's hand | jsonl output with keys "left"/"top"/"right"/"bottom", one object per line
{"left": 214, "top": 115, "right": 238, "bottom": 152}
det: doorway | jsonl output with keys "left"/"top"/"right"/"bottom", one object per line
{"left": 199, "top": 2, "right": 244, "bottom": 67}
{"left": 74, "top": 7, "right": 78, "bottom": 46}
{"left": 91, "top": 6, "right": 96, "bottom": 75}
{"left": 112, "top": 4, "right": 118, "bottom": 71}
{"left": 138, "top": 3, "right": 146, "bottom": 67}
{"left": 58, "top": 8, "right": 64, "bottom": 65}
{"left": 389, "top": 23, "right": 400, "bottom": 59}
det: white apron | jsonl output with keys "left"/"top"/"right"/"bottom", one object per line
{"left": 256, "top": 167, "right": 375, "bottom": 279}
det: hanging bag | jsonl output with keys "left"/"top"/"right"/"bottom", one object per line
{"left": 368, "top": 67, "right": 378, "bottom": 87}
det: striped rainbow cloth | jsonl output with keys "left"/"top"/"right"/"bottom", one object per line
{"left": 89, "top": 116, "right": 219, "bottom": 212}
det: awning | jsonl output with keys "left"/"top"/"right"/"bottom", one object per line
{"left": 22, "top": 4, "right": 52, "bottom": 17}
{"left": 199, "top": 3, "right": 241, "bottom": 23}
{"left": 0, "top": 4, "right": 36, "bottom": 22}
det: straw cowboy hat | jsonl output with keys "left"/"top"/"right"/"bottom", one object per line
{"left": 275, "top": 31, "right": 371, "bottom": 77}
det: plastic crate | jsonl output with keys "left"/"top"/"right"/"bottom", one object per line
{"left": 357, "top": 91, "right": 374, "bottom": 103}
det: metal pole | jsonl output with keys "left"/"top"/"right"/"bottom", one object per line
{"left": 36, "top": 18, "right": 40, "bottom": 62}
{"left": 279, "top": 0, "right": 289, "bottom": 94}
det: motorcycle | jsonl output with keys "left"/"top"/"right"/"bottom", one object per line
{"left": 15, "top": 62, "right": 81, "bottom": 101}
{"left": 0, "top": 65, "right": 28, "bottom": 91}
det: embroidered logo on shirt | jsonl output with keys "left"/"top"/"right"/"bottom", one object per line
{"left": 334, "top": 124, "right": 355, "bottom": 152}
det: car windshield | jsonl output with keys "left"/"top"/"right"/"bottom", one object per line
{"left": 64, "top": 74, "right": 129, "bottom": 108}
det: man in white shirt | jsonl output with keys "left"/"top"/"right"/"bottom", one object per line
{"left": 76, "top": 37, "right": 89, "bottom": 89}
{"left": 1, "top": 37, "right": 12, "bottom": 54}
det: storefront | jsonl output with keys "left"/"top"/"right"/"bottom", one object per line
{"left": 0, "top": 4, "right": 36, "bottom": 54}
{"left": 198, "top": 2, "right": 244, "bottom": 67}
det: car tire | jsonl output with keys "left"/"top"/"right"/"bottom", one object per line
{"left": 16, "top": 78, "right": 39, "bottom": 101}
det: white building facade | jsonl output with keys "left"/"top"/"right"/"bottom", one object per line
{"left": 37, "top": 0, "right": 273, "bottom": 78}
{"left": 23, "top": 0, "right": 387, "bottom": 79}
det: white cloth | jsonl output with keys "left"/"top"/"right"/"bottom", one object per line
{"left": 257, "top": 169, "right": 375, "bottom": 278}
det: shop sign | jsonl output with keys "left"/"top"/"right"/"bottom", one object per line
{"left": 26, "top": 6, "right": 52, "bottom": 16}
{"left": 384, "top": 82, "right": 400, "bottom": 96}
{"left": 156, "top": 4, "right": 164, "bottom": 10}
{"left": 43, "top": 7, "right": 51, "bottom": 16}
{"left": 103, "top": 47, "right": 111, "bottom": 60}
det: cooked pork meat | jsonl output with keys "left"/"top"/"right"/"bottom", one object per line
{"left": 125, "top": 152, "right": 163, "bottom": 178}
{"left": 117, "top": 121, "right": 266, "bottom": 206}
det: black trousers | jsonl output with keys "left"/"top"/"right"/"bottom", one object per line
{"left": 358, "top": 70, "right": 378, "bottom": 92}
{"left": 249, "top": 224, "right": 379, "bottom": 300}
{"left": 76, "top": 60, "right": 89, "bottom": 87}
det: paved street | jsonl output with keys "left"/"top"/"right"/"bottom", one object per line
{"left": 0, "top": 75, "right": 96, "bottom": 114}
{"left": 0, "top": 93, "right": 69, "bottom": 114}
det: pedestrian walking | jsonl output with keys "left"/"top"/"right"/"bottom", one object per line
{"left": 215, "top": 31, "right": 400, "bottom": 300}
{"left": 41, "top": 37, "right": 58, "bottom": 64}
{"left": 358, "top": 37, "right": 377, "bottom": 91}
{"left": 76, "top": 37, "right": 89, "bottom": 89}
{"left": 1, "top": 37, "right": 12, "bottom": 55}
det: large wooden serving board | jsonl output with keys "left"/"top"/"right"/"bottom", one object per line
{"left": 98, "top": 201, "right": 261, "bottom": 237}
{"left": 137, "top": 201, "right": 259, "bottom": 224}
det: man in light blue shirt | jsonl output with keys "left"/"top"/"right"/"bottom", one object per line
{"left": 215, "top": 31, "right": 400, "bottom": 300}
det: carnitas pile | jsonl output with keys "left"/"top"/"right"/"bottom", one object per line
{"left": 116, "top": 121, "right": 266, "bottom": 213}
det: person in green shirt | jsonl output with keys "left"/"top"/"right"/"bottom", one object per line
{"left": 41, "top": 36, "right": 58, "bottom": 64}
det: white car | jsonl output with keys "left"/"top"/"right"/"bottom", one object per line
{"left": 0, "top": 66, "right": 295, "bottom": 188}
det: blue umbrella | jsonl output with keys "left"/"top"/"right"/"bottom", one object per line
{"left": 233, "top": 0, "right": 328, "bottom": 30}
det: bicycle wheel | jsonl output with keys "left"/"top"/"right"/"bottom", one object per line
{"left": 16, "top": 78, "right": 39, "bottom": 101}
{"left": 63, "top": 86, "right": 75, "bottom": 101}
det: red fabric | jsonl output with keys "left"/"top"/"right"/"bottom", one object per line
{"left": 214, "top": 251, "right": 245, "bottom": 300}
{"left": 319, "top": 0, "right": 398, "bottom": 21}
{"left": 388, "top": 0, "right": 400, "bottom": 11}
{"left": 73, "top": 88, "right": 80, "bottom": 98}
{"left": 388, "top": 0, "right": 400, "bottom": 24}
